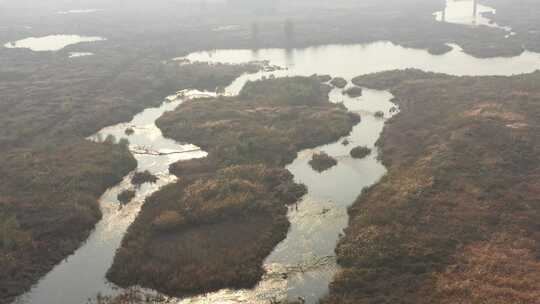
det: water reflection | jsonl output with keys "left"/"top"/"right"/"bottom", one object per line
{"left": 185, "top": 42, "right": 540, "bottom": 83}
{"left": 273, "top": 90, "right": 393, "bottom": 302}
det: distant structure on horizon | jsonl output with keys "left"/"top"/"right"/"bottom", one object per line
{"left": 226, "top": 0, "right": 279, "bottom": 14}
{"left": 439, "top": 0, "right": 480, "bottom": 24}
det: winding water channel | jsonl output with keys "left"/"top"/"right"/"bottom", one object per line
{"left": 14, "top": 39, "right": 540, "bottom": 304}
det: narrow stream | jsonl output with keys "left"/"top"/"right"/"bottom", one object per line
{"left": 15, "top": 41, "right": 540, "bottom": 304}
{"left": 177, "top": 88, "right": 397, "bottom": 304}
{"left": 14, "top": 91, "right": 210, "bottom": 304}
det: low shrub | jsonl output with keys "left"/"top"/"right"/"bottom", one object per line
{"left": 350, "top": 146, "right": 372, "bottom": 159}
{"left": 314, "top": 74, "right": 332, "bottom": 83}
{"left": 374, "top": 111, "right": 385, "bottom": 118}
{"left": 344, "top": 86, "right": 363, "bottom": 97}
{"left": 309, "top": 152, "right": 338, "bottom": 172}
{"left": 117, "top": 190, "right": 136, "bottom": 204}
{"left": 330, "top": 77, "right": 348, "bottom": 88}
{"left": 131, "top": 171, "right": 158, "bottom": 186}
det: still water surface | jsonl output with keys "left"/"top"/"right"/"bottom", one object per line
{"left": 69, "top": 52, "right": 94, "bottom": 58}
{"left": 15, "top": 41, "right": 540, "bottom": 304}
{"left": 186, "top": 42, "right": 539, "bottom": 83}
{"left": 4, "top": 35, "right": 105, "bottom": 52}
{"left": 57, "top": 9, "right": 103, "bottom": 14}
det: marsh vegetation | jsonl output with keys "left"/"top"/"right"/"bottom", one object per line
{"left": 0, "top": 140, "right": 136, "bottom": 302}
{"left": 349, "top": 146, "right": 372, "bottom": 159}
{"left": 131, "top": 171, "right": 158, "bottom": 186}
{"left": 309, "top": 152, "right": 338, "bottom": 172}
{"left": 344, "top": 86, "right": 363, "bottom": 98}
{"left": 2, "top": 0, "right": 540, "bottom": 302}
{"left": 107, "top": 77, "right": 358, "bottom": 296}
{"left": 330, "top": 77, "right": 348, "bottom": 89}
{"left": 0, "top": 59, "right": 259, "bottom": 303}
{"left": 323, "top": 69, "right": 540, "bottom": 304}
{"left": 117, "top": 190, "right": 136, "bottom": 205}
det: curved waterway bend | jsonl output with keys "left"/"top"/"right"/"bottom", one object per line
{"left": 187, "top": 89, "right": 395, "bottom": 304}
{"left": 14, "top": 91, "right": 210, "bottom": 304}
{"left": 176, "top": 42, "right": 540, "bottom": 303}
{"left": 15, "top": 41, "right": 540, "bottom": 304}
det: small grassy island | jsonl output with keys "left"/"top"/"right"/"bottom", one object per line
{"left": 314, "top": 74, "right": 332, "bottom": 83}
{"left": 330, "top": 77, "right": 348, "bottom": 88}
{"left": 322, "top": 69, "right": 540, "bottom": 304}
{"left": 117, "top": 190, "right": 136, "bottom": 205}
{"left": 131, "top": 171, "right": 158, "bottom": 186}
{"left": 350, "top": 146, "right": 372, "bottom": 159}
{"left": 374, "top": 110, "right": 385, "bottom": 118}
{"left": 344, "top": 86, "right": 363, "bottom": 98}
{"left": 309, "top": 152, "right": 338, "bottom": 172}
{"left": 107, "top": 76, "right": 359, "bottom": 297}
